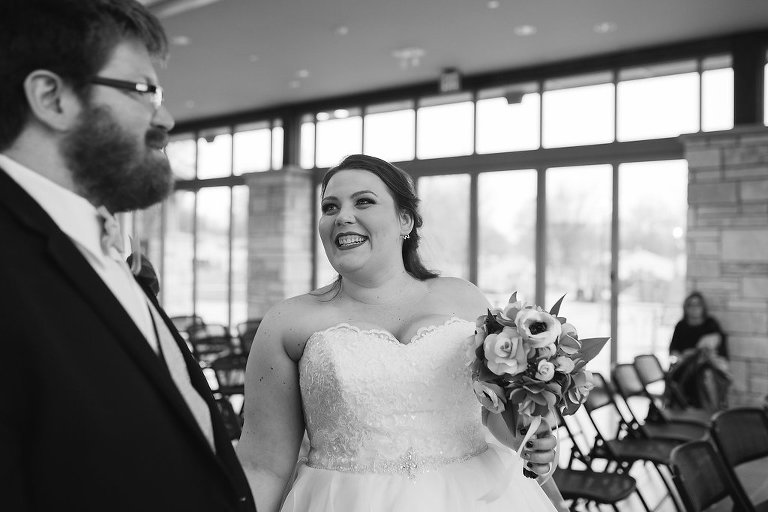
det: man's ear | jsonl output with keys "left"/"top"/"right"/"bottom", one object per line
{"left": 399, "top": 209, "right": 415, "bottom": 237}
{"left": 23, "top": 70, "right": 81, "bottom": 132}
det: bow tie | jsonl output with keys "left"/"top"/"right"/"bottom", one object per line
{"left": 96, "top": 206, "right": 124, "bottom": 257}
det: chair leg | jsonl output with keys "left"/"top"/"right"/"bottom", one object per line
{"left": 653, "top": 464, "right": 683, "bottom": 512}
{"left": 633, "top": 488, "right": 652, "bottom": 512}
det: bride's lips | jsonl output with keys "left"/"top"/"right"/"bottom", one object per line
{"left": 335, "top": 232, "right": 368, "bottom": 250}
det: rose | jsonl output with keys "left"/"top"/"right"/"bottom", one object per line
{"left": 561, "top": 322, "right": 578, "bottom": 339}
{"left": 554, "top": 355, "right": 575, "bottom": 374}
{"left": 536, "top": 343, "right": 558, "bottom": 359}
{"left": 566, "top": 371, "right": 594, "bottom": 407}
{"left": 501, "top": 296, "right": 530, "bottom": 324}
{"left": 515, "top": 309, "right": 562, "bottom": 349}
{"left": 483, "top": 326, "right": 528, "bottom": 376}
{"left": 472, "top": 381, "right": 506, "bottom": 413}
{"left": 535, "top": 359, "right": 556, "bottom": 382}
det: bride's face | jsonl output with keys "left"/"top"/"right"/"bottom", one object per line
{"left": 319, "top": 169, "right": 408, "bottom": 277}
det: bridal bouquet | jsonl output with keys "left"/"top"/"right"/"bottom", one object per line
{"left": 469, "top": 292, "right": 609, "bottom": 479}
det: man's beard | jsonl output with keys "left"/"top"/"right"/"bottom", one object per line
{"left": 62, "top": 104, "right": 174, "bottom": 213}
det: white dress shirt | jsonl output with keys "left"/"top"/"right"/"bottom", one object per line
{"left": 0, "top": 154, "right": 158, "bottom": 352}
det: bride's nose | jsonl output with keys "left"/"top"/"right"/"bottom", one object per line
{"left": 335, "top": 205, "right": 355, "bottom": 225}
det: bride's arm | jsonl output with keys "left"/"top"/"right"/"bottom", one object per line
{"left": 236, "top": 309, "right": 305, "bottom": 512}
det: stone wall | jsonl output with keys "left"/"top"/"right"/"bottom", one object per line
{"left": 682, "top": 125, "right": 768, "bottom": 406}
{"left": 243, "top": 166, "right": 314, "bottom": 320}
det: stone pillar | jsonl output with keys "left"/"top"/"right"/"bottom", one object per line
{"left": 682, "top": 125, "right": 768, "bottom": 406}
{"left": 242, "top": 166, "right": 314, "bottom": 319}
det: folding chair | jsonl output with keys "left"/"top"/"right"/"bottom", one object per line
{"left": 670, "top": 440, "right": 760, "bottom": 512}
{"left": 554, "top": 411, "right": 650, "bottom": 512}
{"left": 235, "top": 318, "right": 261, "bottom": 354}
{"left": 711, "top": 408, "right": 768, "bottom": 510}
{"left": 583, "top": 373, "right": 684, "bottom": 511}
{"left": 633, "top": 354, "right": 712, "bottom": 427}
{"left": 612, "top": 363, "right": 709, "bottom": 442}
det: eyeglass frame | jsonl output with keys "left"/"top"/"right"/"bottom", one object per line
{"left": 89, "top": 76, "right": 164, "bottom": 111}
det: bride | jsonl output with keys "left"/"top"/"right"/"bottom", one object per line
{"left": 236, "top": 154, "right": 563, "bottom": 512}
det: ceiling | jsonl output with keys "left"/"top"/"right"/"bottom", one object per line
{"left": 144, "top": 0, "right": 768, "bottom": 124}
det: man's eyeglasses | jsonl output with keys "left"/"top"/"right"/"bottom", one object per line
{"left": 90, "top": 76, "right": 164, "bottom": 111}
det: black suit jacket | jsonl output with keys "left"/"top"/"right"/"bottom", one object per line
{"left": 0, "top": 169, "right": 256, "bottom": 511}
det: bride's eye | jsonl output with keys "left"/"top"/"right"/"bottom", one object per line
{"left": 356, "top": 197, "right": 375, "bottom": 207}
{"left": 321, "top": 203, "right": 338, "bottom": 214}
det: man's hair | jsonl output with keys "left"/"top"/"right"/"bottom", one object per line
{"left": 0, "top": 0, "right": 168, "bottom": 150}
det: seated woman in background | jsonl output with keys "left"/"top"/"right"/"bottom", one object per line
{"left": 668, "top": 291, "right": 730, "bottom": 411}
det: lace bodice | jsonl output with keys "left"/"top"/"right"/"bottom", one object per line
{"left": 299, "top": 317, "right": 487, "bottom": 478}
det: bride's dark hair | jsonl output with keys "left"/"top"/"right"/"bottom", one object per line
{"left": 318, "top": 154, "right": 438, "bottom": 294}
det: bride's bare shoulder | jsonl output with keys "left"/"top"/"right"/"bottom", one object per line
{"left": 426, "top": 276, "right": 491, "bottom": 318}
{"left": 256, "top": 288, "right": 341, "bottom": 360}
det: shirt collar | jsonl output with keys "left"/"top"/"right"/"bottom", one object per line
{"left": 0, "top": 154, "right": 110, "bottom": 264}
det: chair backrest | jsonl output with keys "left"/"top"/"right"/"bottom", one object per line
{"left": 236, "top": 319, "right": 261, "bottom": 354}
{"left": 188, "top": 334, "right": 233, "bottom": 363}
{"left": 214, "top": 397, "right": 242, "bottom": 442}
{"left": 211, "top": 353, "right": 248, "bottom": 388}
{"left": 189, "top": 323, "right": 230, "bottom": 341}
{"left": 170, "top": 314, "right": 205, "bottom": 334}
{"left": 711, "top": 407, "right": 768, "bottom": 467}
{"left": 670, "top": 440, "right": 753, "bottom": 512}
{"left": 584, "top": 372, "right": 614, "bottom": 413}
{"left": 612, "top": 363, "right": 647, "bottom": 398}
{"left": 633, "top": 354, "right": 666, "bottom": 386}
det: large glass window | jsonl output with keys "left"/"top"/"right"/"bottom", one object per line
{"left": 234, "top": 122, "right": 271, "bottom": 174}
{"left": 364, "top": 101, "right": 415, "bottom": 162}
{"left": 546, "top": 165, "right": 612, "bottom": 376}
{"left": 315, "top": 109, "right": 362, "bottom": 168}
{"left": 166, "top": 135, "right": 196, "bottom": 179}
{"left": 163, "top": 190, "right": 195, "bottom": 316}
{"left": 618, "top": 61, "right": 699, "bottom": 141}
{"left": 272, "top": 123, "right": 284, "bottom": 170}
{"left": 197, "top": 129, "right": 232, "bottom": 179}
{"left": 231, "top": 185, "right": 249, "bottom": 326}
{"left": 300, "top": 117, "right": 316, "bottom": 169}
{"left": 618, "top": 160, "right": 687, "bottom": 367}
{"left": 477, "top": 170, "right": 537, "bottom": 307}
{"left": 417, "top": 94, "right": 474, "bottom": 159}
{"left": 543, "top": 73, "right": 615, "bottom": 148}
{"left": 418, "top": 174, "right": 471, "bottom": 279}
{"left": 476, "top": 84, "right": 540, "bottom": 153}
{"left": 195, "top": 187, "right": 231, "bottom": 325}
{"left": 702, "top": 56, "right": 734, "bottom": 132}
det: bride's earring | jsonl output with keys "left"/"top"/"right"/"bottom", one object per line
{"left": 402, "top": 234, "right": 410, "bottom": 240}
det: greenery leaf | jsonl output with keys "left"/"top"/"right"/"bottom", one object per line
{"left": 549, "top": 294, "right": 566, "bottom": 316}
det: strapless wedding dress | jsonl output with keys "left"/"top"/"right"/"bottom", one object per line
{"left": 280, "top": 317, "right": 556, "bottom": 512}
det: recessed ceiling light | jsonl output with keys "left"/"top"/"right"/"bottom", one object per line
{"left": 248, "top": 54, "right": 259, "bottom": 63}
{"left": 513, "top": 25, "right": 537, "bottom": 36}
{"left": 335, "top": 25, "right": 349, "bottom": 36}
{"left": 334, "top": 109, "right": 349, "bottom": 119}
{"left": 594, "top": 22, "right": 617, "bottom": 34}
{"left": 296, "top": 69, "right": 310, "bottom": 78}
{"left": 184, "top": 100, "right": 195, "bottom": 109}
{"left": 171, "top": 35, "right": 190, "bottom": 46}
{"left": 392, "top": 47, "right": 425, "bottom": 69}
{"left": 487, "top": 0, "right": 500, "bottom": 9}
{"left": 289, "top": 80, "right": 301, "bottom": 89}
{"left": 316, "top": 112, "right": 331, "bottom": 121}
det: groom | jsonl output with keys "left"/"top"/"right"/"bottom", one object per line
{"left": 0, "top": 1, "right": 255, "bottom": 510}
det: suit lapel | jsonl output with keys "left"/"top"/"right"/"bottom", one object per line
{"left": 0, "top": 169, "right": 219, "bottom": 459}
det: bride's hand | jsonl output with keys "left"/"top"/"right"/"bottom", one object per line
{"left": 519, "top": 419, "right": 557, "bottom": 475}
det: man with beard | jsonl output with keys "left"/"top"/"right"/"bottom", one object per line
{"left": 0, "top": 1, "right": 255, "bottom": 510}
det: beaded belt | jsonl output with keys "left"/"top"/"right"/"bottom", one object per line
{"left": 307, "top": 444, "right": 488, "bottom": 480}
